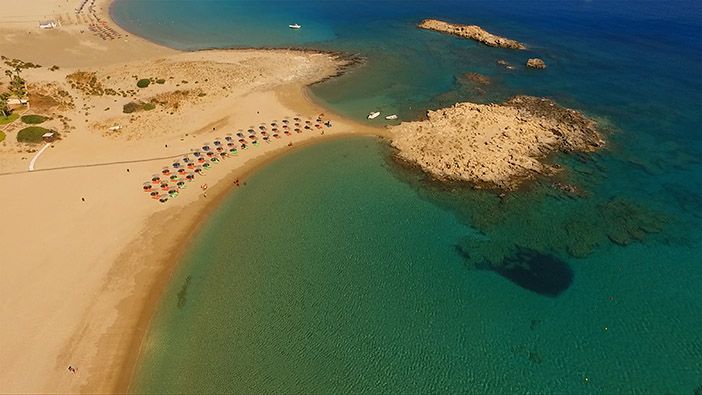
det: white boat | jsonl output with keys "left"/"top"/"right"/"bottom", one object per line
{"left": 367, "top": 111, "right": 381, "bottom": 120}
{"left": 289, "top": 24, "right": 301, "bottom": 29}
{"left": 385, "top": 114, "right": 398, "bottom": 120}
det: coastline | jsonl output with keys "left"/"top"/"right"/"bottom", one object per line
{"left": 0, "top": 0, "right": 384, "bottom": 393}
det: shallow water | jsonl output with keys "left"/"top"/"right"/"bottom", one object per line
{"left": 112, "top": 1, "right": 702, "bottom": 393}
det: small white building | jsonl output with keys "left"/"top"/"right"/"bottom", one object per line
{"left": 39, "top": 21, "right": 57, "bottom": 29}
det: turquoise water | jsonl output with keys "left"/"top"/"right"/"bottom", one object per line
{"left": 113, "top": 1, "right": 702, "bottom": 393}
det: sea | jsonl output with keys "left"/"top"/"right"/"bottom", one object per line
{"left": 111, "top": 1, "right": 702, "bottom": 393}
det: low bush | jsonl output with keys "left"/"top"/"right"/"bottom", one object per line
{"left": 136, "top": 78, "right": 151, "bottom": 88}
{"left": 0, "top": 131, "right": 6, "bottom": 143}
{"left": 123, "top": 101, "right": 156, "bottom": 113}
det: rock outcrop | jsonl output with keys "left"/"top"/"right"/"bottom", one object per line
{"left": 389, "top": 96, "right": 604, "bottom": 190}
{"left": 526, "top": 58, "right": 546, "bottom": 69}
{"left": 418, "top": 19, "right": 525, "bottom": 49}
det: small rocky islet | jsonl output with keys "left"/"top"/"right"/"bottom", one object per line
{"left": 389, "top": 96, "right": 605, "bottom": 190}
{"left": 418, "top": 19, "right": 525, "bottom": 49}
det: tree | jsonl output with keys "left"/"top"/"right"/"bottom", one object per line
{"left": 0, "top": 94, "right": 8, "bottom": 117}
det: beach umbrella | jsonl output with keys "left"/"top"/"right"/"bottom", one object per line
{"left": 193, "top": 151, "right": 201, "bottom": 158}
{"left": 168, "top": 189, "right": 178, "bottom": 196}
{"left": 177, "top": 181, "right": 186, "bottom": 189}
{"left": 252, "top": 140, "right": 259, "bottom": 146}
{"left": 258, "top": 125, "right": 266, "bottom": 130}
{"left": 194, "top": 167, "right": 202, "bottom": 174}
{"left": 227, "top": 142, "right": 235, "bottom": 147}
{"left": 206, "top": 151, "right": 214, "bottom": 157}
{"left": 203, "top": 162, "right": 211, "bottom": 169}
{"left": 159, "top": 195, "right": 169, "bottom": 203}
{"left": 282, "top": 119, "right": 289, "bottom": 124}
{"left": 150, "top": 191, "right": 160, "bottom": 199}
{"left": 293, "top": 117, "right": 300, "bottom": 121}
{"left": 225, "top": 136, "right": 233, "bottom": 142}
{"left": 273, "top": 134, "right": 280, "bottom": 138}
{"left": 213, "top": 140, "right": 222, "bottom": 146}
{"left": 151, "top": 175, "right": 161, "bottom": 184}
{"left": 236, "top": 132, "right": 244, "bottom": 138}
{"left": 143, "top": 183, "right": 152, "bottom": 191}
{"left": 170, "top": 174, "right": 178, "bottom": 181}
{"left": 248, "top": 135, "right": 256, "bottom": 140}
{"left": 197, "top": 157, "right": 205, "bottom": 163}
{"left": 241, "top": 143, "right": 247, "bottom": 149}
{"left": 248, "top": 129, "right": 255, "bottom": 134}
{"left": 216, "top": 146, "right": 223, "bottom": 152}
{"left": 182, "top": 156, "right": 191, "bottom": 163}
{"left": 177, "top": 168, "right": 186, "bottom": 174}
{"left": 305, "top": 120, "right": 311, "bottom": 124}
{"left": 161, "top": 182, "right": 169, "bottom": 190}
{"left": 172, "top": 161, "right": 181, "bottom": 168}
{"left": 294, "top": 128, "right": 301, "bottom": 132}
{"left": 202, "top": 145, "right": 211, "bottom": 151}
{"left": 161, "top": 167, "right": 171, "bottom": 175}
{"left": 220, "top": 151, "right": 228, "bottom": 157}
{"left": 186, "top": 173, "right": 195, "bottom": 180}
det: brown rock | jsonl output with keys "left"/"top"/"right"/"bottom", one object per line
{"left": 389, "top": 96, "right": 604, "bottom": 190}
{"left": 526, "top": 58, "right": 546, "bottom": 69}
{"left": 418, "top": 19, "right": 525, "bottom": 50}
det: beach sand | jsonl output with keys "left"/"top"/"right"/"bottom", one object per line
{"left": 0, "top": 1, "right": 382, "bottom": 393}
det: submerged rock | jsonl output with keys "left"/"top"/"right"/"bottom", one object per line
{"left": 389, "top": 95, "right": 604, "bottom": 190}
{"left": 418, "top": 19, "right": 525, "bottom": 49}
{"left": 526, "top": 58, "right": 547, "bottom": 69}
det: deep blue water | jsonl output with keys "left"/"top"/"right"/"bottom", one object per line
{"left": 112, "top": 1, "right": 702, "bottom": 393}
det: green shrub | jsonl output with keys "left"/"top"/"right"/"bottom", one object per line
{"left": 0, "top": 131, "right": 5, "bottom": 143}
{"left": 21, "top": 114, "right": 49, "bottom": 124}
{"left": 0, "top": 113, "right": 19, "bottom": 125}
{"left": 17, "top": 126, "right": 52, "bottom": 143}
{"left": 143, "top": 102, "right": 156, "bottom": 111}
{"left": 136, "top": 79, "right": 151, "bottom": 88}
{"left": 155, "top": 78, "right": 166, "bottom": 84}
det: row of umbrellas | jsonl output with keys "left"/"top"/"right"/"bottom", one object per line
{"left": 143, "top": 116, "right": 332, "bottom": 203}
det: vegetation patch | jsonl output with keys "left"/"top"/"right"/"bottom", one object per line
{"left": 123, "top": 101, "right": 156, "bottom": 113}
{"left": 155, "top": 78, "right": 166, "bottom": 84}
{"left": 17, "top": 126, "right": 53, "bottom": 143}
{"left": 67, "top": 71, "right": 104, "bottom": 96}
{"left": 0, "top": 130, "right": 5, "bottom": 143}
{"left": 21, "top": 114, "right": 49, "bottom": 124}
{"left": 0, "top": 113, "right": 20, "bottom": 125}
{"left": 136, "top": 79, "right": 151, "bottom": 88}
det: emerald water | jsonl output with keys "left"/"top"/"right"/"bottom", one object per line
{"left": 113, "top": 0, "right": 702, "bottom": 393}
{"left": 132, "top": 138, "right": 700, "bottom": 394}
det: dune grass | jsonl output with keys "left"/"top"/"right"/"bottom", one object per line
{"left": 0, "top": 113, "right": 20, "bottom": 125}
{"left": 0, "top": 131, "right": 5, "bottom": 143}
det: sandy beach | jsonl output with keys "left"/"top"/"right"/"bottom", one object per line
{"left": 0, "top": 1, "right": 382, "bottom": 393}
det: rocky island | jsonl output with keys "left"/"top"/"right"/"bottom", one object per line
{"left": 527, "top": 58, "right": 547, "bottom": 69}
{"left": 418, "top": 19, "right": 525, "bottom": 49}
{"left": 389, "top": 96, "right": 604, "bottom": 190}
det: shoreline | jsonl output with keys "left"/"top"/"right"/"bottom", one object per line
{"left": 112, "top": 131, "right": 381, "bottom": 394}
{"left": 0, "top": 1, "right": 386, "bottom": 393}
{"left": 92, "top": 5, "right": 387, "bottom": 393}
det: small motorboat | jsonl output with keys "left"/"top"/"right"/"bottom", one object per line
{"left": 367, "top": 111, "right": 381, "bottom": 120}
{"left": 289, "top": 23, "right": 301, "bottom": 29}
{"left": 385, "top": 114, "right": 398, "bottom": 120}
